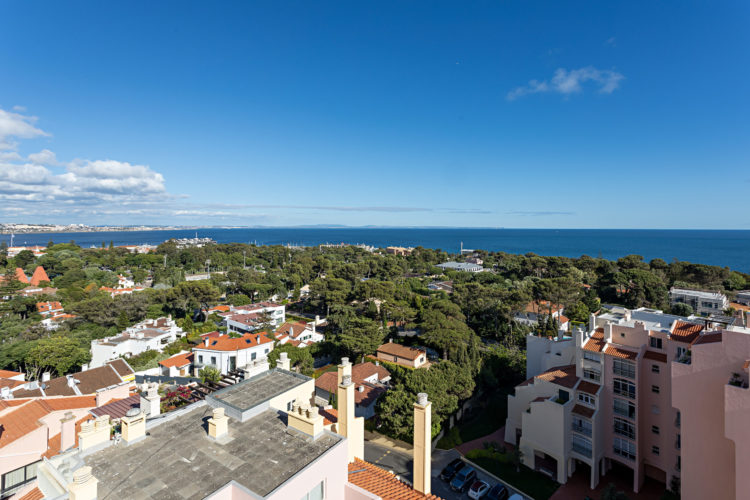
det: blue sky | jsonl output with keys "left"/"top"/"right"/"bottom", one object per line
{"left": 0, "top": 1, "right": 748, "bottom": 228}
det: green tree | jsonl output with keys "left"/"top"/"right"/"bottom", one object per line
{"left": 338, "top": 317, "right": 385, "bottom": 362}
{"left": 116, "top": 311, "right": 130, "bottom": 330}
{"left": 671, "top": 303, "right": 693, "bottom": 317}
{"left": 199, "top": 365, "right": 221, "bottom": 383}
{"left": 25, "top": 337, "right": 90, "bottom": 377}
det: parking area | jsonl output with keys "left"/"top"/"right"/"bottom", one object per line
{"left": 364, "top": 442, "right": 529, "bottom": 499}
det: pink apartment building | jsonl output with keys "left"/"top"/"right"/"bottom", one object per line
{"left": 505, "top": 306, "right": 734, "bottom": 496}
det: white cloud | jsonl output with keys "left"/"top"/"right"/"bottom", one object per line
{"left": 0, "top": 109, "right": 49, "bottom": 147}
{"left": 507, "top": 66, "right": 624, "bottom": 100}
{"left": 28, "top": 149, "right": 58, "bottom": 165}
{"left": 12, "top": 105, "right": 27, "bottom": 112}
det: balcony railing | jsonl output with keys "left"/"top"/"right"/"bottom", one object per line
{"left": 614, "top": 405, "right": 636, "bottom": 420}
{"left": 613, "top": 365, "right": 636, "bottom": 379}
{"left": 571, "top": 423, "right": 592, "bottom": 436}
{"left": 572, "top": 442, "right": 592, "bottom": 457}
{"left": 613, "top": 386, "right": 636, "bottom": 399}
{"left": 613, "top": 446, "right": 635, "bottom": 461}
{"left": 676, "top": 351, "right": 691, "bottom": 365}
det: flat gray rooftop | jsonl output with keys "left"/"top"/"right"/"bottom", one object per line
{"left": 210, "top": 369, "right": 309, "bottom": 411}
{"left": 86, "top": 405, "right": 341, "bottom": 500}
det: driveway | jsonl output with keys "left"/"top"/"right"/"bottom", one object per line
{"left": 364, "top": 441, "right": 529, "bottom": 499}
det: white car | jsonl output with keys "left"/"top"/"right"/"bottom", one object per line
{"left": 468, "top": 480, "right": 490, "bottom": 499}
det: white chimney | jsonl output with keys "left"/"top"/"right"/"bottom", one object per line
{"left": 358, "top": 385, "right": 365, "bottom": 393}
{"left": 67, "top": 466, "right": 99, "bottom": 500}
{"left": 208, "top": 407, "right": 229, "bottom": 440}
{"left": 60, "top": 411, "right": 76, "bottom": 452}
{"left": 42, "top": 372, "right": 51, "bottom": 382}
{"left": 0, "top": 387, "right": 10, "bottom": 399}
{"left": 413, "top": 393, "right": 432, "bottom": 495}
{"left": 204, "top": 337, "right": 209, "bottom": 347}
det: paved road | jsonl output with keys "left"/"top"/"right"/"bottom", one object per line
{"left": 364, "top": 442, "right": 527, "bottom": 499}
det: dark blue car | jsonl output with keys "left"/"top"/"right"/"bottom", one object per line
{"left": 439, "top": 458, "right": 465, "bottom": 481}
{"left": 486, "top": 483, "right": 510, "bottom": 500}
{"left": 450, "top": 465, "right": 477, "bottom": 492}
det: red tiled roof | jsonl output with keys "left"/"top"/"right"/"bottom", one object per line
{"left": 693, "top": 332, "right": 722, "bottom": 345}
{"left": 531, "top": 396, "right": 548, "bottom": 403}
{"left": 0, "top": 400, "right": 50, "bottom": 447}
{"left": 524, "top": 300, "right": 563, "bottom": 314}
{"left": 159, "top": 352, "right": 193, "bottom": 368}
{"left": 0, "top": 369, "right": 23, "bottom": 378}
{"left": 670, "top": 320, "right": 704, "bottom": 344}
{"left": 352, "top": 362, "right": 390, "bottom": 382}
{"left": 348, "top": 458, "right": 441, "bottom": 499}
{"left": 604, "top": 345, "right": 638, "bottom": 360}
{"left": 195, "top": 332, "right": 273, "bottom": 351}
{"left": 577, "top": 380, "right": 600, "bottom": 395}
{"left": 376, "top": 343, "right": 425, "bottom": 361}
{"left": 572, "top": 404, "right": 595, "bottom": 419}
{"left": 315, "top": 370, "right": 386, "bottom": 407}
{"left": 18, "top": 487, "right": 44, "bottom": 500}
{"left": 43, "top": 396, "right": 97, "bottom": 411}
{"left": 583, "top": 329, "right": 605, "bottom": 353}
{"left": 15, "top": 267, "right": 29, "bottom": 283}
{"left": 30, "top": 266, "right": 50, "bottom": 286}
{"left": 536, "top": 364, "right": 578, "bottom": 389}
{"left": 319, "top": 407, "right": 338, "bottom": 425}
{"left": 43, "top": 415, "right": 92, "bottom": 459}
{"left": 208, "top": 305, "right": 230, "bottom": 312}
{"left": 275, "top": 321, "right": 309, "bottom": 340}
{"left": 644, "top": 350, "right": 667, "bottom": 363}
{"left": 36, "top": 301, "right": 63, "bottom": 313}
{"left": 90, "top": 394, "right": 141, "bottom": 420}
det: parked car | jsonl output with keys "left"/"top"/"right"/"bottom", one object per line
{"left": 468, "top": 480, "right": 490, "bottom": 499}
{"left": 508, "top": 494, "right": 524, "bottom": 500}
{"left": 439, "top": 458, "right": 465, "bottom": 481}
{"left": 450, "top": 465, "right": 477, "bottom": 493}
{"left": 486, "top": 483, "right": 510, "bottom": 500}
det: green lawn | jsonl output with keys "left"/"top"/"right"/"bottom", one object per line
{"left": 312, "top": 364, "right": 338, "bottom": 379}
{"left": 436, "top": 391, "right": 509, "bottom": 449}
{"left": 466, "top": 449, "right": 560, "bottom": 500}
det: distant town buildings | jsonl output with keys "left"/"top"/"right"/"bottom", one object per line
{"left": 274, "top": 320, "right": 324, "bottom": 347}
{"left": 514, "top": 300, "right": 569, "bottom": 332}
{"left": 314, "top": 361, "right": 390, "bottom": 418}
{"left": 192, "top": 331, "right": 274, "bottom": 375}
{"left": 386, "top": 246, "right": 415, "bottom": 256}
{"left": 36, "top": 301, "right": 76, "bottom": 330}
{"left": 427, "top": 280, "right": 454, "bottom": 294}
{"left": 219, "top": 302, "right": 286, "bottom": 334}
{"left": 669, "top": 287, "right": 728, "bottom": 315}
{"left": 6, "top": 245, "right": 46, "bottom": 258}
{"left": 89, "top": 317, "right": 184, "bottom": 368}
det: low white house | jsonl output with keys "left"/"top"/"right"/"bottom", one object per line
{"left": 89, "top": 317, "right": 184, "bottom": 368}
{"left": 158, "top": 351, "right": 194, "bottom": 377}
{"left": 192, "top": 331, "right": 274, "bottom": 375}
{"left": 274, "top": 321, "right": 324, "bottom": 347}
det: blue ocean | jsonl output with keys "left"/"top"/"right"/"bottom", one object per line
{"left": 4, "top": 228, "right": 749, "bottom": 272}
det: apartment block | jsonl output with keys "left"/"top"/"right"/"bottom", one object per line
{"left": 505, "top": 306, "right": 722, "bottom": 494}
{"left": 669, "top": 287, "right": 728, "bottom": 316}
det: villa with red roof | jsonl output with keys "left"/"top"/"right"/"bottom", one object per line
{"left": 274, "top": 320, "right": 324, "bottom": 347}
{"left": 192, "top": 331, "right": 275, "bottom": 375}
{"left": 158, "top": 351, "right": 194, "bottom": 377}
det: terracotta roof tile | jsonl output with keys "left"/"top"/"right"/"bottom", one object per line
{"left": 90, "top": 394, "right": 141, "bottom": 420}
{"left": 644, "top": 350, "right": 667, "bottom": 363}
{"left": 583, "top": 329, "right": 606, "bottom": 353}
{"left": 18, "top": 487, "right": 44, "bottom": 500}
{"left": 43, "top": 396, "right": 97, "bottom": 411}
{"left": 693, "top": 332, "right": 722, "bottom": 345}
{"left": 604, "top": 345, "right": 638, "bottom": 360}
{"left": 315, "top": 371, "right": 386, "bottom": 407}
{"left": 524, "top": 300, "right": 563, "bottom": 314}
{"left": 319, "top": 408, "right": 338, "bottom": 425}
{"left": 535, "top": 364, "right": 578, "bottom": 389}
{"left": 376, "top": 343, "right": 425, "bottom": 361}
{"left": 0, "top": 400, "right": 51, "bottom": 447}
{"left": 577, "top": 380, "right": 600, "bottom": 395}
{"left": 158, "top": 352, "right": 193, "bottom": 368}
{"left": 531, "top": 396, "right": 548, "bottom": 403}
{"left": 15, "top": 267, "right": 29, "bottom": 283}
{"left": 670, "top": 320, "right": 704, "bottom": 344}
{"left": 195, "top": 332, "right": 274, "bottom": 351}
{"left": 348, "top": 458, "right": 441, "bottom": 499}
{"left": 352, "top": 362, "right": 391, "bottom": 382}
{"left": 30, "top": 266, "right": 50, "bottom": 286}
{"left": 43, "top": 415, "right": 92, "bottom": 459}
{"left": 572, "top": 404, "right": 595, "bottom": 419}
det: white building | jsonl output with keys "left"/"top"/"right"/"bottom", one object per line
{"left": 89, "top": 317, "right": 184, "bottom": 368}
{"left": 669, "top": 287, "right": 728, "bottom": 315}
{"left": 436, "top": 261, "right": 483, "bottom": 273}
{"left": 274, "top": 320, "right": 324, "bottom": 347}
{"left": 192, "top": 332, "right": 275, "bottom": 375}
{"left": 220, "top": 302, "right": 286, "bottom": 334}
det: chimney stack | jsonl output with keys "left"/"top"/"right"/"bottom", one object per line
{"left": 141, "top": 383, "right": 161, "bottom": 417}
{"left": 42, "top": 372, "right": 51, "bottom": 382}
{"left": 78, "top": 416, "right": 111, "bottom": 451}
{"left": 287, "top": 403, "right": 324, "bottom": 440}
{"left": 413, "top": 392, "right": 432, "bottom": 495}
{"left": 121, "top": 409, "right": 146, "bottom": 445}
{"left": 67, "top": 466, "right": 98, "bottom": 500}
{"left": 276, "top": 352, "right": 291, "bottom": 371}
{"left": 60, "top": 411, "right": 76, "bottom": 452}
{"left": 208, "top": 407, "right": 229, "bottom": 440}
{"left": 337, "top": 364, "right": 364, "bottom": 462}
{"left": 204, "top": 337, "right": 209, "bottom": 347}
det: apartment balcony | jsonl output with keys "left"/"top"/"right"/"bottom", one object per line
{"left": 613, "top": 446, "right": 635, "bottom": 461}
{"left": 571, "top": 441, "right": 592, "bottom": 458}
{"left": 728, "top": 373, "right": 749, "bottom": 389}
{"left": 676, "top": 351, "right": 692, "bottom": 365}
{"left": 571, "top": 423, "right": 592, "bottom": 437}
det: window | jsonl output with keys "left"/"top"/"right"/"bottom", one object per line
{"left": 210, "top": 356, "right": 217, "bottom": 366}
{"left": 583, "top": 368, "right": 601, "bottom": 382}
{"left": 652, "top": 385, "right": 660, "bottom": 394}
{"left": 652, "top": 364, "right": 660, "bottom": 374}
{"left": 571, "top": 435, "right": 592, "bottom": 457}
{"left": 558, "top": 390, "right": 569, "bottom": 403}
{"left": 251, "top": 352, "right": 257, "bottom": 361}
{"left": 650, "top": 337, "right": 663, "bottom": 349}
{"left": 583, "top": 351, "right": 600, "bottom": 363}
{"left": 198, "top": 355, "right": 203, "bottom": 364}
{"left": 264, "top": 348, "right": 270, "bottom": 354}
{"left": 614, "top": 417, "right": 636, "bottom": 439}
{"left": 652, "top": 446, "right": 660, "bottom": 456}
{"left": 613, "top": 398, "right": 636, "bottom": 419}
{"left": 652, "top": 425, "right": 660, "bottom": 435}
{"left": 1, "top": 461, "right": 40, "bottom": 498}
{"left": 613, "top": 359, "right": 636, "bottom": 378}
{"left": 676, "top": 346, "right": 687, "bottom": 359}
{"left": 578, "top": 393, "right": 596, "bottom": 406}
{"left": 613, "top": 438, "right": 636, "bottom": 461}
{"left": 613, "top": 378, "right": 636, "bottom": 399}
{"left": 677, "top": 434, "right": 681, "bottom": 449}
{"left": 300, "top": 481, "right": 324, "bottom": 500}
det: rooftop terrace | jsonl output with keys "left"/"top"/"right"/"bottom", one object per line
{"left": 85, "top": 404, "right": 342, "bottom": 499}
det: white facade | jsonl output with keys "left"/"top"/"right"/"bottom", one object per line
{"left": 90, "top": 317, "right": 184, "bottom": 368}
{"left": 222, "top": 302, "right": 286, "bottom": 334}
{"left": 526, "top": 334, "right": 577, "bottom": 379}
{"left": 669, "top": 287, "right": 728, "bottom": 316}
{"left": 192, "top": 333, "right": 275, "bottom": 375}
